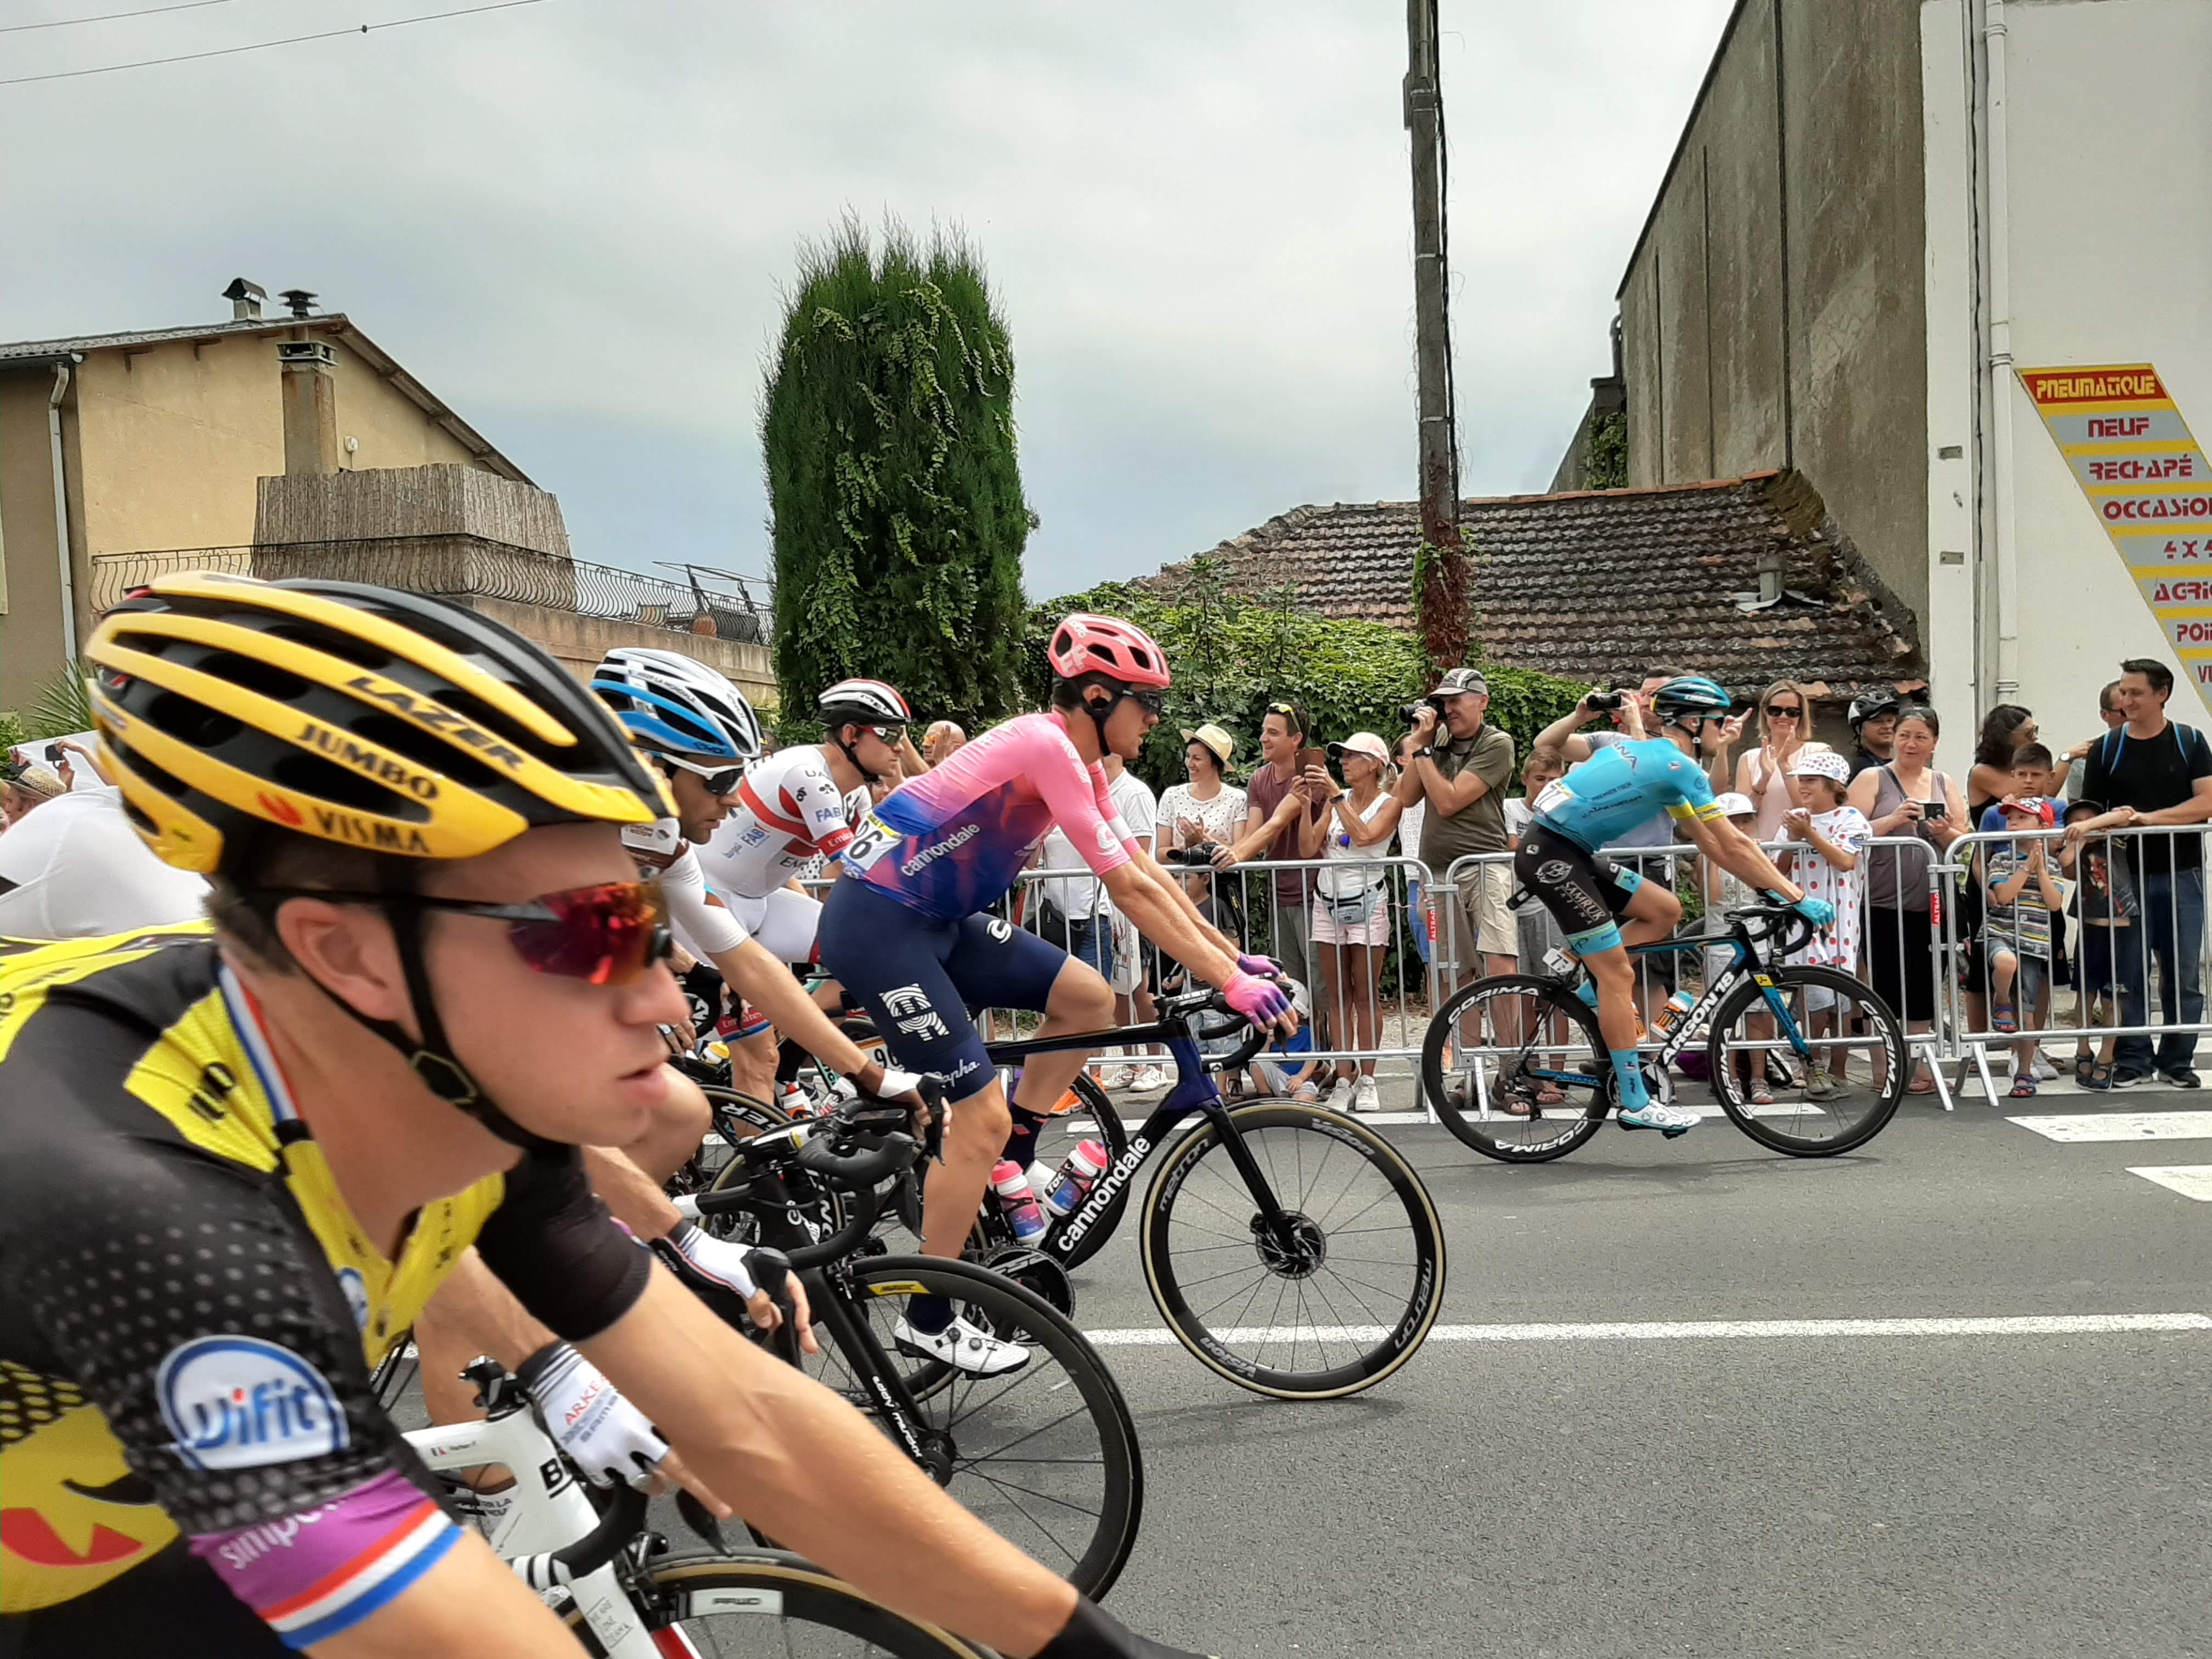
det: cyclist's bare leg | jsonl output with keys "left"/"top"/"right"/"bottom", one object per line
{"left": 729, "top": 1024, "right": 778, "bottom": 1103}
{"left": 1008, "top": 956, "right": 1116, "bottom": 1121}
{"left": 1582, "top": 944, "right": 1644, "bottom": 1055}
{"left": 613, "top": 1069, "right": 715, "bottom": 1184}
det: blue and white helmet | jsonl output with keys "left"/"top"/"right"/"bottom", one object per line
{"left": 1651, "top": 674, "right": 1733, "bottom": 727}
{"left": 591, "top": 647, "right": 761, "bottom": 765}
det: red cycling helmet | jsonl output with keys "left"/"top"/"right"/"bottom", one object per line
{"left": 1047, "top": 613, "right": 1172, "bottom": 689}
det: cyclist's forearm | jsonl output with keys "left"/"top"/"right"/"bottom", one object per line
{"left": 1110, "top": 866, "right": 1237, "bottom": 984}
{"left": 588, "top": 1270, "right": 1079, "bottom": 1657}
{"left": 415, "top": 1248, "right": 557, "bottom": 1375}
{"left": 584, "top": 1143, "right": 682, "bottom": 1240}
{"left": 315, "top": 1523, "right": 583, "bottom": 1658}
{"left": 719, "top": 941, "right": 868, "bottom": 1076}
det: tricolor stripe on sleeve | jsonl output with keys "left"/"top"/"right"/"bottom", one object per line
{"left": 193, "top": 1469, "right": 462, "bottom": 1650}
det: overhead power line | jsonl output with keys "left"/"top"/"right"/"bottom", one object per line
{"left": 2, "top": 0, "right": 251, "bottom": 35}
{"left": 0, "top": 0, "right": 546, "bottom": 86}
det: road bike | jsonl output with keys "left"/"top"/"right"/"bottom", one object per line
{"left": 1421, "top": 902, "right": 1907, "bottom": 1163}
{"left": 684, "top": 1096, "right": 1142, "bottom": 1598}
{"left": 969, "top": 983, "right": 1444, "bottom": 1400}
{"left": 404, "top": 1357, "right": 994, "bottom": 1656}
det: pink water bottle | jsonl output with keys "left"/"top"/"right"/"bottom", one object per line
{"left": 1043, "top": 1141, "right": 1110, "bottom": 1217}
{"left": 991, "top": 1159, "right": 1048, "bottom": 1243}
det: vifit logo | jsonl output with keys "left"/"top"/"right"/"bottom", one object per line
{"left": 157, "top": 1336, "right": 348, "bottom": 1471}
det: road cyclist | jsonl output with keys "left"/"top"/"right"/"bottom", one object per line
{"left": 0, "top": 571, "right": 1218, "bottom": 1659}
{"left": 815, "top": 612, "right": 1301, "bottom": 1377}
{"left": 1503, "top": 674, "right": 1836, "bottom": 1135}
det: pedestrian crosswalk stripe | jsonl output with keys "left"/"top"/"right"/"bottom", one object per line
{"left": 2128, "top": 1165, "right": 2212, "bottom": 1201}
{"left": 2007, "top": 1111, "right": 2212, "bottom": 1142}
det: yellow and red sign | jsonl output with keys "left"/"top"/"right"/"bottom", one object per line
{"left": 2021, "top": 362, "right": 2212, "bottom": 697}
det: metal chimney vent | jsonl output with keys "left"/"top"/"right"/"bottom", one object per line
{"left": 278, "top": 289, "right": 318, "bottom": 319}
{"left": 222, "top": 277, "right": 267, "bottom": 320}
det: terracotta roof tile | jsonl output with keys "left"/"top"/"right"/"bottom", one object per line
{"left": 1142, "top": 471, "right": 1921, "bottom": 700}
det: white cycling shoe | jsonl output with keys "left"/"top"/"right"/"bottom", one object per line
{"left": 1617, "top": 1099, "right": 1699, "bottom": 1137}
{"left": 893, "top": 1315, "right": 1031, "bottom": 1376}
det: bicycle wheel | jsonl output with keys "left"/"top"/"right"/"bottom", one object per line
{"left": 1142, "top": 1103, "right": 1444, "bottom": 1399}
{"left": 579, "top": 1550, "right": 993, "bottom": 1657}
{"left": 1705, "top": 964, "right": 1905, "bottom": 1155}
{"left": 806, "top": 1256, "right": 1141, "bottom": 1598}
{"left": 1420, "top": 974, "right": 1609, "bottom": 1163}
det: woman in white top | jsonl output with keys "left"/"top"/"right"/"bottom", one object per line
{"left": 1735, "top": 677, "right": 1816, "bottom": 839}
{"left": 1155, "top": 723, "right": 1248, "bottom": 935}
{"left": 1297, "top": 732, "right": 1403, "bottom": 1114}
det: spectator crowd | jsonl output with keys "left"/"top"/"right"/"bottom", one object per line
{"left": 7, "top": 654, "right": 2202, "bottom": 1105}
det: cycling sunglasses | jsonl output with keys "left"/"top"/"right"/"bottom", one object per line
{"left": 261, "top": 880, "right": 673, "bottom": 985}
{"left": 658, "top": 754, "right": 746, "bottom": 796}
{"left": 1122, "top": 689, "right": 1166, "bottom": 716}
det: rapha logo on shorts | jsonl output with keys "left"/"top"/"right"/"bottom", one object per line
{"left": 1536, "top": 860, "right": 1572, "bottom": 884}
{"left": 986, "top": 918, "right": 1013, "bottom": 942}
{"left": 158, "top": 1336, "right": 348, "bottom": 1470}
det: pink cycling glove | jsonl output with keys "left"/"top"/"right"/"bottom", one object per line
{"left": 1236, "top": 953, "right": 1283, "bottom": 979}
{"left": 1223, "top": 970, "right": 1293, "bottom": 1029}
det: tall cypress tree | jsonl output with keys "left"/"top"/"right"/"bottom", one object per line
{"left": 763, "top": 216, "right": 1032, "bottom": 729}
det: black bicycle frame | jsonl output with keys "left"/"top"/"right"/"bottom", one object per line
{"left": 985, "top": 1022, "right": 1290, "bottom": 1262}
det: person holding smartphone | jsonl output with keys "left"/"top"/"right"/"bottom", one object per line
{"left": 1216, "top": 700, "right": 1332, "bottom": 1035}
{"left": 1847, "top": 704, "right": 1966, "bottom": 1093}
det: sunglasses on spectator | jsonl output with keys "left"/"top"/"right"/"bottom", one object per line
{"left": 259, "top": 880, "right": 673, "bottom": 985}
{"left": 1765, "top": 703, "right": 1803, "bottom": 719}
{"left": 659, "top": 754, "right": 746, "bottom": 795}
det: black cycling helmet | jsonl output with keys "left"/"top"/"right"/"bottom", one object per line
{"left": 1848, "top": 688, "right": 1903, "bottom": 731}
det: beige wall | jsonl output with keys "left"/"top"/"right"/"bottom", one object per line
{"left": 0, "top": 373, "right": 70, "bottom": 710}
{"left": 71, "top": 327, "right": 482, "bottom": 562}
{"left": 472, "top": 596, "right": 777, "bottom": 708}
{"left": 1620, "top": 0, "right": 1929, "bottom": 620}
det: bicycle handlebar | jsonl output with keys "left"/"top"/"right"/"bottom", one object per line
{"left": 545, "top": 1482, "right": 648, "bottom": 1582}
{"left": 1722, "top": 901, "right": 1815, "bottom": 960}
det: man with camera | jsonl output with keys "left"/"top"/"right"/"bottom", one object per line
{"left": 1393, "top": 668, "right": 1519, "bottom": 988}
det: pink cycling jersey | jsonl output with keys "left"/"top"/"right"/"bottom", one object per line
{"left": 841, "top": 712, "right": 1137, "bottom": 919}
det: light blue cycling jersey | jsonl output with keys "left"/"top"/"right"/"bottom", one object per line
{"left": 1530, "top": 737, "right": 1727, "bottom": 852}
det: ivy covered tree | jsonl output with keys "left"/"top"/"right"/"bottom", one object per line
{"left": 763, "top": 215, "right": 1032, "bottom": 727}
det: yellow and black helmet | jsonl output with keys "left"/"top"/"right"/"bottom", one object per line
{"left": 86, "top": 572, "right": 675, "bottom": 876}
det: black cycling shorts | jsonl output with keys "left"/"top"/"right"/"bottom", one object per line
{"left": 1513, "top": 824, "right": 1642, "bottom": 945}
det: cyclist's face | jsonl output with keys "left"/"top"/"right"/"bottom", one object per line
{"left": 421, "top": 823, "right": 690, "bottom": 1147}
{"left": 853, "top": 725, "right": 904, "bottom": 776}
{"left": 1104, "top": 693, "right": 1158, "bottom": 759}
{"left": 667, "top": 765, "right": 738, "bottom": 843}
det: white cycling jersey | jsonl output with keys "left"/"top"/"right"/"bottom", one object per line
{"left": 698, "top": 746, "right": 861, "bottom": 899}
{"left": 622, "top": 819, "right": 749, "bottom": 960}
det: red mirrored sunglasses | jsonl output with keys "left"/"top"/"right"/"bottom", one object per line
{"left": 259, "top": 880, "right": 673, "bottom": 986}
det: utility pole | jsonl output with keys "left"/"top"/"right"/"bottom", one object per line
{"left": 1404, "top": 0, "right": 1468, "bottom": 669}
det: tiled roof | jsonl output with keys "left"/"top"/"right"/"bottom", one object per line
{"left": 1142, "top": 470, "right": 1922, "bottom": 701}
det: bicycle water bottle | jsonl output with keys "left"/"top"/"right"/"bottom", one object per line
{"left": 1650, "top": 989, "right": 1697, "bottom": 1037}
{"left": 991, "top": 1159, "right": 1048, "bottom": 1243}
{"left": 1045, "top": 1141, "right": 1110, "bottom": 1217}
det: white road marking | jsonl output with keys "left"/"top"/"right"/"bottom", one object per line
{"left": 2129, "top": 1165, "right": 2212, "bottom": 1201}
{"left": 1081, "top": 1312, "right": 2212, "bottom": 1346}
{"left": 2007, "top": 1111, "right": 2212, "bottom": 1143}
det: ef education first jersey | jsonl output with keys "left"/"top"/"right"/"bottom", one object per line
{"left": 839, "top": 713, "right": 1138, "bottom": 920}
{"left": 1531, "top": 737, "right": 1726, "bottom": 853}
{"left": 0, "top": 927, "right": 648, "bottom": 1647}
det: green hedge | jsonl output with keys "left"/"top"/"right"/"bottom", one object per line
{"left": 1025, "top": 565, "right": 1588, "bottom": 795}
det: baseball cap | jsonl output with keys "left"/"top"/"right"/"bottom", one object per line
{"left": 1713, "top": 792, "right": 1757, "bottom": 819}
{"left": 2001, "top": 795, "right": 2057, "bottom": 827}
{"left": 1179, "top": 722, "right": 1234, "bottom": 766}
{"left": 1327, "top": 732, "right": 1391, "bottom": 765}
{"left": 1789, "top": 748, "right": 1850, "bottom": 785}
{"left": 1428, "top": 667, "right": 1488, "bottom": 698}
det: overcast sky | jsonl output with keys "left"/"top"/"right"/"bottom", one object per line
{"left": 1, "top": 0, "right": 1734, "bottom": 599}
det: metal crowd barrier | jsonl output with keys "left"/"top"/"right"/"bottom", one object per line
{"left": 1937, "top": 822, "right": 2208, "bottom": 1101}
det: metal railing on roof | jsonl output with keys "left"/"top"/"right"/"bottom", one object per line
{"left": 87, "top": 537, "right": 771, "bottom": 644}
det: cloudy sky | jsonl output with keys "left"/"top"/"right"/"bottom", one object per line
{"left": 1, "top": 0, "right": 1734, "bottom": 599}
